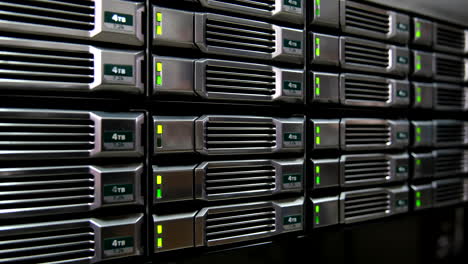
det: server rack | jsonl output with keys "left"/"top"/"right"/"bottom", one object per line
{"left": 0, "top": 0, "right": 466, "bottom": 264}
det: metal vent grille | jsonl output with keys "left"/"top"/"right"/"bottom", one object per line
{"left": 0, "top": 167, "right": 94, "bottom": 216}
{"left": 436, "top": 86, "right": 464, "bottom": 109}
{"left": 436, "top": 24, "right": 465, "bottom": 51}
{"left": 435, "top": 56, "right": 464, "bottom": 80}
{"left": 205, "top": 120, "right": 277, "bottom": 149}
{"left": 205, "top": 64, "right": 276, "bottom": 96}
{"left": 205, "top": 18, "right": 276, "bottom": 54}
{"left": 205, "top": 164, "right": 276, "bottom": 198}
{"left": 0, "top": 44, "right": 94, "bottom": 84}
{"left": 435, "top": 151, "right": 466, "bottom": 177}
{"left": 344, "top": 158, "right": 390, "bottom": 185}
{"left": 210, "top": 0, "right": 275, "bottom": 11}
{"left": 434, "top": 180, "right": 464, "bottom": 206}
{"left": 345, "top": 2, "right": 390, "bottom": 35}
{"left": 344, "top": 41, "right": 389, "bottom": 69}
{"left": 0, "top": 0, "right": 95, "bottom": 30}
{"left": 344, "top": 77, "right": 389, "bottom": 103}
{"left": 344, "top": 192, "right": 390, "bottom": 221}
{"left": 436, "top": 122, "right": 464, "bottom": 146}
{"left": 0, "top": 227, "right": 94, "bottom": 263}
{"left": 345, "top": 123, "right": 391, "bottom": 147}
{"left": 206, "top": 207, "right": 276, "bottom": 245}
{"left": 0, "top": 115, "right": 95, "bottom": 152}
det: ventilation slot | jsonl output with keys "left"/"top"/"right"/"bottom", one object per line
{"left": 0, "top": 227, "right": 94, "bottom": 263}
{"left": 0, "top": 170, "right": 94, "bottom": 215}
{"left": 206, "top": 207, "right": 276, "bottom": 244}
{"left": 344, "top": 77, "right": 390, "bottom": 103}
{"left": 345, "top": 123, "right": 391, "bottom": 147}
{"left": 434, "top": 181, "right": 464, "bottom": 205}
{"left": 344, "top": 41, "right": 389, "bottom": 68}
{"left": 205, "top": 120, "right": 276, "bottom": 149}
{"left": 0, "top": 45, "right": 94, "bottom": 83}
{"left": 205, "top": 65, "right": 276, "bottom": 96}
{"left": 435, "top": 152, "right": 465, "bottom": 177}
{"left": 436, "top": 25, "right": 465, "bottom": 51}
{"left": 0, "top": 0, "right": 95, "bottom": 30}
{"left": 206, "top": 18, "right": 276, "bottom": 53}
{"left": 210, "top": 0, "right": 275, "bottom": 11}
{"left": 344, "top": 158, "right": 390, "bottom": 185}
{"left": 0, "top": 116, "right": 95, "bottom": 151}
{"left": 345, "top": 3, "right": 390, "bottom": 34}
{"left": 344, "top": 192, "right": 390, "bottom": 221}
{"left": 205, "top": 164, "right": 276, "bottom": 198}
{"left": 436, "top": 123, "right": 464, "bottom": 145}
{"left": 436, "top": 57, "right": 464, "bottom": 79}
{"left": 436, "top": 87, "right": 464, "bottom": 109}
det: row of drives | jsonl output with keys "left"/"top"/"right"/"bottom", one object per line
{"left": 0, "top": 0, "right": 466, "bottom": 112}
{"left": 0, "top": 107, "right": 466, "bottom": 259}
{"left": 0, "top": 0, "right": 466, "bottom": 263}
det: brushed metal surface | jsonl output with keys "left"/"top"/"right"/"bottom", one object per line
{"left": 367, "top": 0, "right": 468, "bottom": 27}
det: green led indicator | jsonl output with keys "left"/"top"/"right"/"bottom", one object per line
{"left": 316, "top": 176, "right": 321, "bottom": 184}
{"left": 316, "top": 126, "right": 321, "bottom": 134}
{"left": 315, "top": 77, "right": 320, "bottom": 96}
{"left": 157, "top": 238, "right": 163, "bottom": 248}
{"left": 416, "top": 135, "right": 421, "bottom": 142}
{"left": 416, "top": 63, "right": 421, "bottom": 70}
{"left": 315, "top": 216, "right": 320, "bottom": 224}
{"left": 416, "top": 86, "right": 422, "bottom": 102}
{"left": 316, "top": 0, "right": 321, "bottom": 16}
{"left": 156, "top": 76, "right": 162, "bottom": 86}
{"left": 156, "top": 189, "right": 162, "bottom": 199}
{"left": 416, "top": 200, "right": 421, "bottom": 208}
{"left": 415, "top": 22, "right": 421, "bottom": 38}
{"left": 315, "top": 37, "right": 320, "bottom": 56}
{"left": 315, "top": 205, "right": 320, "bottom": 213}
{"left": 315, "top": 165, "right": 320, "bottom": 174}
{"left": 416, "top": 159, "right": 421, "bottom": 165}
{"left": 316, "top": 136, "right": 321, "bottom": 145}
{"left": 416, "top": 191, "right": 421, "bottom": 198}
{"left": 416, "top": 127, "right": 421, "bottom": 134}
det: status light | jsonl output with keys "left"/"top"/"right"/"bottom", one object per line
{"left": 316, "top": 0, "right": 321, "bottom": 16}
{"left": 156, "top": 175, "right": 162, "bottom": 185}
{"left": 157, "top": 225, "right": 163, "bottom": 234}
{"left": 315, "top": 38, "right": 320, "bottom": 56}
{"left": 415, "top": 22, "right": 421, "bottom": 38}
{"left": 315, "top": 77, "right": 321, "bottom": 96}
{"left": 315, "top": 205, "right": 320, "bottom": 213}
{"left": 157, "top": 238, "right": 163, "bottom": 248}
{"left": 156, "top": 12, "right": 163, "bottom": 35}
